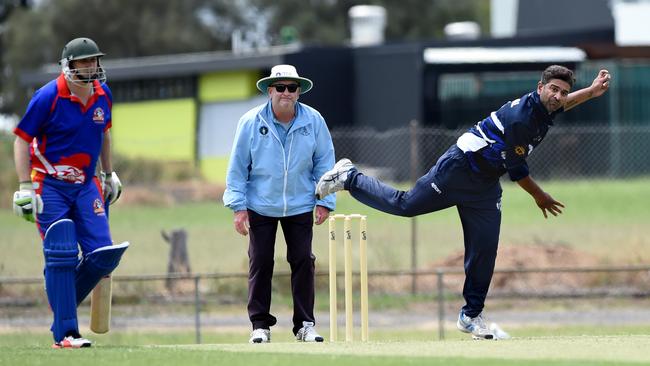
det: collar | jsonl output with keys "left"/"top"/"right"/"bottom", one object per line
{"left": 56, "top": 73, "right": 106, "bottom": 99}
{"left": 56, "top": 73, "right": 106, "bottom": 113}
{"left": 530, "top": 91, "right": 556, "bottom": 125}
{"left": 263, "top": 100, "right": 305, "bottom": 129}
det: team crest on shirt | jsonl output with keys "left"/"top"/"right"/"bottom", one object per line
{"left": 259, "top": 126, "right": 269, "bottom": 135}
{"left": 514, "top": 146, "right": 526, "bottom": 156}
{"left": 93, "top": 198, "right": 105, "bottom": 215}
{"left": 92, "top": 107, "right": 105, "bottom": 124}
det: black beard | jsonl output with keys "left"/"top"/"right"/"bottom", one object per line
{"left": 71, "top": 67, "right": 98, "bottom": 83}
{"left": 75, "top": 74, "right": 96, "bottom": 83}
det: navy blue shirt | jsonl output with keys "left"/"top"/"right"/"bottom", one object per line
{"left": 456, "top": 91, "right": 562, "bottom": 181}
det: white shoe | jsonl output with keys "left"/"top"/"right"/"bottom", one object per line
{"left": 456, "top": 311, "right": 494, "bottom": 340}
{"left": 295, "top": 321, "right": 324, "bottom": 342}
{"left": 52, "top": 336, "right": 92, "bottom": 349}
{"left": 249, "top": 328, "right": 270, "bottom": 343}
{"left": 489, "top": 322, "right": 511, "bottom": 340}
{"left": 315, "top": 158, "right": 355, "bottom": 199}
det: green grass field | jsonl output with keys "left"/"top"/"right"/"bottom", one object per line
{"left": 1, "top": 331, "right": 649, "bottom": 366}
{"left": 1, "top": 178, "right": 649, "bottom": 365}
{"left": 1, "top": 178, "right": 649, "bottom": 277}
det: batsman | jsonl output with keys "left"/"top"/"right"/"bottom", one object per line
{"left": 12, "top": 37, "right": 128, "bottom": 348}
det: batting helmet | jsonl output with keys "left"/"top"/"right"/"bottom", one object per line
{"left": 60, "top": 37, "right": 105, "bottom": 63}
{"left": 59, "top": 37, "right": 106, "bottom": 84}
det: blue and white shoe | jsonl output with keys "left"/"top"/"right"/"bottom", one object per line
{"left": 457, "top": 311, "right": 494, "bottom": 340}
{"left": 315, "top": 158, "right": 355, "bottom": 199}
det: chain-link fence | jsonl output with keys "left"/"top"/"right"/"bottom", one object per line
{"left": 2, "top": 266, "right": 650, "bottom": 342}
{"left": 331, "top": 123, "right": 650, "bottom": 182}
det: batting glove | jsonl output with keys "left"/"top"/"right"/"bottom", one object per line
{"left": 13, "top": 181, "right": 43, "bottom": 223}
{"left": 101, "top": 171, "right": 122, "bottom": 205}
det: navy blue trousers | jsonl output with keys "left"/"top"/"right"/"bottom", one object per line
{"left": 346, "top": 145, "right": 502, "bottom": 317}
{"left": 247, "top": 210, "right": 316, "bottom": 335}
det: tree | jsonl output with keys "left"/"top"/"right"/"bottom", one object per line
{"left": 253, "top": 0, "right": 355, "bottom": 46}
{"left": 45, "top": 0, "right": 232, "bottom": 58}
{"left": 1, "top": 0, "right": 489, "bottom": 115}
{"left": 254, "top": 0, "right": 489, "bottom": 45}
{"left": 381, "top": 0, "right": 489, "bottom": 40}
{"left": 1, "top": 5, "right": 54, "bottom": 115}
{"left": 1, "top": 0, "right": 252, "bottom": 114}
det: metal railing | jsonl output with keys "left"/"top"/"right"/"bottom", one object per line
{"left": 2, "top": 264, "right": 650, "bottom": 342}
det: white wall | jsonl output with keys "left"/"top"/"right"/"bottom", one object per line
{"left": 490, "top": 0, "right": 519, "bottom": 38}
{"left": 198, "top": 95, "right": 267, "bottom": 158}
{"left": 613, "top": 0, "right": 650, "bottom": 46}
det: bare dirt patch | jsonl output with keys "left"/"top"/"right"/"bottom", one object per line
{"left": 420, "top": 243, "right": 650, "bottom": 294}
{"left": 431, "top": 244, "right": 602, "bottom": 292}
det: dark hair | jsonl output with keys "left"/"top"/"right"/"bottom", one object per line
{"left": 540, "top": 65, "right": 575, "bottom": 88}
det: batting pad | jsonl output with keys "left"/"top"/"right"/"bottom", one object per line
{"left": 75, "top": 242, "right": 129, "bottom": 305}
{"left": 43, "top": 219, "right": 80, "bottom": 342}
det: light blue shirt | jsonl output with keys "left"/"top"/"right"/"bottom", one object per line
{"left": 223, "top": 100, "right": 336, "bottom": 217}
{"left": 273, "top": 118, "right": 293, "bottom": 146}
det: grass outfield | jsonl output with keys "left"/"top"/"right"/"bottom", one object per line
{"left": 1, "top": 178, "right": 649, "bottom": 277}
{"left": 1, "top": 332, "right": 649, "bottom": 366}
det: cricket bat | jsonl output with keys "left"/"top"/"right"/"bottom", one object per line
{"left": 91, "top": 173, "right": 128, "bottom": 334}
{"left": 89, "top": 240, "right": 130, "bottom": 334}
{"left": 90, "top": 183, "right": 113, "bottom": 335}
{"left": 90, "top": 275, "right": 112, "bottom": 333}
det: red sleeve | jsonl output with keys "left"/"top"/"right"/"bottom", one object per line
{"left": 13, "top": 127, "right": 33, "bottom": 142}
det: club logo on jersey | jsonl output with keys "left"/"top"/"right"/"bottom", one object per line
{"left": 49, "top": 154, "right": 91, "bottom": 184}
{"left": 259, "top": 126, "right": 268, "bottom": 136}
{"left": 93, "top": 198, "right": 105, "bottom": 215}
{"left": 297, "top": 127, "right": 310, "bottom": 136}
{"left": 514, "top": 146, "right": 526, "bottom": 156}
{"left": 52, "top": 165, "right": 86, "bottom": 184}
{"left": 92, "top": 108, "right": 105, "bottom": 124}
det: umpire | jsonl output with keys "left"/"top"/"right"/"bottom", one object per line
{"left": 223, "top": 65, "right": 335, "bottom": 343}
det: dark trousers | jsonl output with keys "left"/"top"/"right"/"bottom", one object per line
{"left": 247, "top": 209, "right": 316, "bottom": 335}
{"left": 347, "top": 145, "right": 502, "bottom": 317}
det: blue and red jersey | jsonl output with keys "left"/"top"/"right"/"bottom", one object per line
{"left": 14, "top": 74, "right": 112, "bottom": 185}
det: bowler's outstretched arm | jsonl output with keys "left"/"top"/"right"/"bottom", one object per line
{"left": 564, "top": 69, "right": 611, "bottom": 111}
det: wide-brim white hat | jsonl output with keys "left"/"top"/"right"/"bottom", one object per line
{"left": 256, "top": 64, "right": 313, "bottom": 94}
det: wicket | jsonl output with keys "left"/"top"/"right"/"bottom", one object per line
{"left": 328, "top": 214, "right": 368, "bottom": 342}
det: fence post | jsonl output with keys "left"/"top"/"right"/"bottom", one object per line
{"left": 607, "top": 62, "right": 621, "bottom": 177}
{"left": 162, "top": 229, "right": 191, "bottom": 293}
{"left": 410, "top": 219, "right": 417, "bottom": 295}
{"left": 437, "top": 269, "right": 445, "bottom": 340}
{"left": 194, "top": 276, "right": 201, "bottom": 344}
{"left": 409, "top": 120, "right": 420, "bottom": 295}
